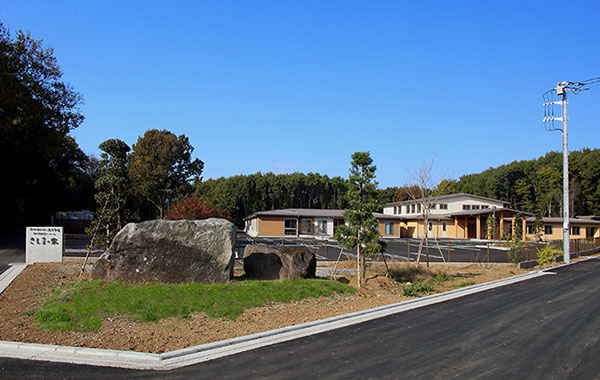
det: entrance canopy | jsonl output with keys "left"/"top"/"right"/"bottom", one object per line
{"left": 448, "top": 207, "right": 532, "bottom": 240}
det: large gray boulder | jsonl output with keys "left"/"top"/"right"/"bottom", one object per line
{"left": 243, "top": 243, "right": 316, "bottom": 280}
{"left": 91, "top": 218, "right": 235, "bottom": 283}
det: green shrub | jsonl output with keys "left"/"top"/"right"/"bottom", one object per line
{"left": 507, "top": 251, "right": 523, "bottom": 264}
{"left": 402, "top": 281, "right": 435, "bottom": 297}
{"left": 451, "top": 280, "right": 475, "bottom": 288}
{"left": 537, "top": 245, "right": 562, "bottom": 266}
{"left": 433, "top": 272, "right": 453, "bottom": 283}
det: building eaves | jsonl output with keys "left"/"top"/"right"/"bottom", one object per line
{"left": 449, "top": 207, "right": 533, "bottom": 217}
{"left": 245, "top": 209, "right": 405, "bottom": 221}
{"left": 383, "top": 193, "right": 508, "bottom": 207}
{"left": 524, "top": 217, "right": 600, "bottom": 225}
{"left": 402, "top": 215, "right": 452, "bottom": 221}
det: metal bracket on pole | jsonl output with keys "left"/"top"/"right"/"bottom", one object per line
{"left": 543, "top": 77, "right": 599, "bottom": 263}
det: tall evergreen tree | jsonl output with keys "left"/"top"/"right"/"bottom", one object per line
{"left": 86, "top": 139, "right": 131, "bottom": 249}
{"left": 334, "top": 152, "right": 385, "bottom": 287}
{"left": 0, "top": 23, "right": 88, "bottom": 229}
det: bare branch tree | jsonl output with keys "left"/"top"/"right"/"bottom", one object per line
{"left": 404, "top": 158, "right": 452, "bottom": 267}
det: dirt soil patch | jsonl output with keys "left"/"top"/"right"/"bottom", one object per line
{"left": 0, "top": 262, "right": 528, "bottom": 353}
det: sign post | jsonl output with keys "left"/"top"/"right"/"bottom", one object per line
{"left": 25, "top": 227, "right": 64, "bottom": 263}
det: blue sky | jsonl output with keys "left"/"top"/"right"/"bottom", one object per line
{"left": 2, "top": 1, "right": 599, "bottom": 188}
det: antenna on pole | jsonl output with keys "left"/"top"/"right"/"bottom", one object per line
{"left": 542, "top": 77, "right": 600, "bottom": 264}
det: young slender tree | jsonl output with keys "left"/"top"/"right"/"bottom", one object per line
{"left": 405, "top": 158, "right": 451, "bottom": 266}
{"left": 334, "top": 152, "right": 385, "bottom": 287}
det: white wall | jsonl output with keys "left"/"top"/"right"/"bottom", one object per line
{"left": 383, "top": 195, "right": 505, "bottom": 216}
{"left": 245, "top": 218, "right": 258, "bottom": 237}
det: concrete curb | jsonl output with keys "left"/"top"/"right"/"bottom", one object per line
{"left": 0, "top": 266, "right": 558, "bottom": 371}
{"left": 0, "top": 263, "right": 27, "bottom": 295}
{"left": 540, "top": 253, "right": 599, "bottom": 272}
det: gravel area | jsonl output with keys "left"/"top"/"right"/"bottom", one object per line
{"left": 0, "top": 262, "right": 528, "bottom": 353}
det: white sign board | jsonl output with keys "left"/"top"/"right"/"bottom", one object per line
{"left": 26, "top": 227, "right": 64, "bottom": 263}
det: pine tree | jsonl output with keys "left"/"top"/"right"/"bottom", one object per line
{"left": 334, "top": 152, "right": 385, "bottom": 287}
{"left": 86, "top": 139, "right": 131, "bottom": 249}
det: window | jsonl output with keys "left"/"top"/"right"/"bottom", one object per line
{"left": 544, "top": 225, "right": 553, "bottom": 235}
{"left": 406, "top": 205, "right": 410, "bottom": 214}
{"left": 384, "top": 222, "right": 394, "bottom": 235}
{"left": 481, "top": 205, "right": 489, "bottom": 209}
{"left": 587, "top": 227, "right": 597, "bottom": 239}
{"left": 284, "top": 219, "right": 297, "bottom": 235}
{"left": 428, "top": 222, "right": 433, "bottom": 231}
{"left": 316, "top": 220, "right": 328, "bottom": 234}
{"left": 300, "top": 219, "right": 312, "bottom": 234}
{"left": 571, "top": 226, "right": 580, "bottom": 236}
{"left": 463, "top": 205, "right": 471, "bottom": 210}
{"left": 417, "top": 204, "right": 421, "bottom": 213}
{"left": 472, "top": 205, "right": 480, "bottom": 210}
{"left": 527, "top": 225, "right": 536, "bottom": 234}
{"left": 442, "top": 222, "right": 447, "bottom": 232}
{"left": 334, "top": 219, "right": 343, "bottom": 233}
{"left": 439, "top": 204, "right": 448, "bottom": 210}
{"left": 411, "top": 204, "right": 415, "bottom": 213}
{"left": 430, "top": 203, "right": 437, "bottom": 210}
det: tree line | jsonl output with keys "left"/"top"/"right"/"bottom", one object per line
{"left": 194, "top": 173, "right": 407, "bottom": 226}
{"left": 436, "top": 149, "right": 600, "bottom": 218}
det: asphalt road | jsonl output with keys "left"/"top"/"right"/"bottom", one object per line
{"left": 0, "top": 232, "right": 25, "bottom": 267}
{"left": 2, "top": 258, "right": 600, "bottom": 379}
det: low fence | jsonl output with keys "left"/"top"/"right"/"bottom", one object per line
{"left": 64, "top": 234, "right": 99, "bottom": 257}
{"left": 514, "top": 238, "right": 600, "bottom": 267}
{"left": 65, "top": 233, "right": 600, "bottom": 265}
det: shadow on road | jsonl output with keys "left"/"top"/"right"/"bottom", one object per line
{"left": 0, "top": 230, "right": 25, "bottom": 265}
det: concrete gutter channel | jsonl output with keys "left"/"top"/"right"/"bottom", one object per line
{"left": 0, "top": 257, "right": 597, "bottom": 371}
{"left": 0, "top": 264, "right": 27, "bottom": 294}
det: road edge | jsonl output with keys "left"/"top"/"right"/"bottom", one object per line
{"left": 1, "top": 257, "right": 597, "bottom": 370}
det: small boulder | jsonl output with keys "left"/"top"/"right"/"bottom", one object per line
{"left": 243, "top": 243, "right": 316, "bottom": 280}
{"left": 91, "top": 218, "right": 235, "bottom": 283}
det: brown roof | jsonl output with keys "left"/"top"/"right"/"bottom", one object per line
{"left": 245, "top": 208, "right": 404, "bottom": 221}
{"left": 524, "top": 217, "right": 600, "bottom": 225}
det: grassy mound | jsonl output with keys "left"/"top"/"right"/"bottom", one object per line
{"left": 36, "top": 279, "right": 354, "bottom": 332}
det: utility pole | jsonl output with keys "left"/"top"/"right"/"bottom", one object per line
{"left": 557, "top": 82, "right": 570, "bottom": 264}
{"left": 543, "top": 77, "right": 600, "bottom": 264}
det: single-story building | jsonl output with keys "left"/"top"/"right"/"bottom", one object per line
{"left": 244, "top": 194, "right": 600, "bottom": 241}
{"left": 523, "top": 217, "right": 600, "bottom": 240}
{"left": 243, "top": 208, "right": 404, "bottom": 238}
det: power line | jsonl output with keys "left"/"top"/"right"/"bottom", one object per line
{"left": 542, "top": 78, "right": 599, "bottom": 264}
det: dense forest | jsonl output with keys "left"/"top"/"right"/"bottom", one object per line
{"left": 194, "top": 149, "right": 600, "bottom": 227}
{"left": 195, "top": 173, "right": 351, "bottom": 226}
{"left": 442, "top": 149, "right": 600, "bottom": 218}
{"left": 0, "top": 24, "right": 94, "bottom": 231}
